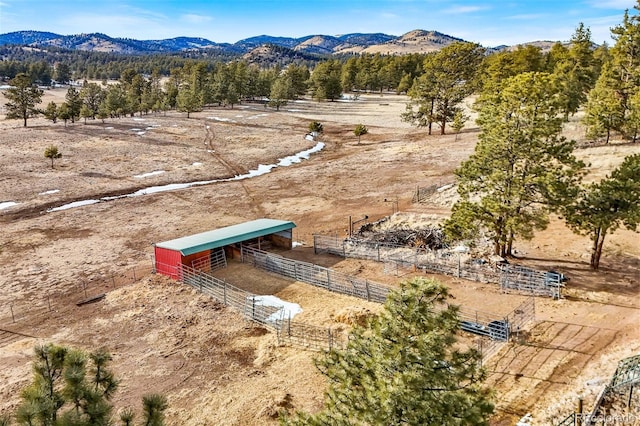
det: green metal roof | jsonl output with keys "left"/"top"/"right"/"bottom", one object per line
{"left": 155, "top": 219, "right": 296, "bottom": 256}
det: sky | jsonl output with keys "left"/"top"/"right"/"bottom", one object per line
{"left": 0, "top": 0, "right": 637, "bottom": 47}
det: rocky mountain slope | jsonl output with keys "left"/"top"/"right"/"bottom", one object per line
{"left": 0, "top": 29, "right": 463, "bottom": 56}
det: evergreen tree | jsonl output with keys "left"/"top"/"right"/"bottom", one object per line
{"left": 404, "top": 42, "right": 484, "bottom": 135}
{"left": 54, "top": 63, "right": 72, "bottom": 85}
{"left": 8, "top": 344, "right": 167, "bottom": 426}
{"left": 65, "top": 87, "right": 82, "bottom": 123}
{"left": 283, "top": 278, "right": 494, "bottom": 426}
{"left": 564, "top": 154, "right": 640, "bottom": 269}
{"left": 58, "top": 102, "right": 71, "bottom": 127}
{"left": 309, "top": 60, "right": 342, "bottom": 101}
{"left": 451, "top": 111, "right": 468, "bottom": 141}
{"left": 445, "top": 72, "right": 584, "bottom": 257}
{"left": 176, "top": 81, "right": 203, "bottom": 118}
{"left": 353, "top": 124, "right": 368, "bottom": 145}
{"left": 80, "top": 82, "right": 104, "bottom": 119}
{"left": 44, "top": 101, "right": 58, "bottom": 124}
{"left": 583, "top": 63, "right": 625, "bottom": 143}
{"left": 584, "top": 1, "right": 640, "bottom": 142}
{"left": 44, "top": 145, "right": 62, "bottom": 169}
{"left": 2, "top": 73, "right": 43, "bottom": 127}
{"left": 553, "top": 23, "right": 597, "bottom": 120}
{"left": 269, "top": 76, "right": 292, "bottom": 111}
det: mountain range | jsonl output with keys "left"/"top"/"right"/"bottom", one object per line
{"left": 0, "top": 29, "right": 490, "bottom": 57}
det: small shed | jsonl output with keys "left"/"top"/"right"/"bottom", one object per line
{"left": 154, "top": 218, "right": 296, "bottom": 279}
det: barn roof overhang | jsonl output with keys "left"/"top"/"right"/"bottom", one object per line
{"left": 154, "top": 218, "right": 296, "bottom": 256}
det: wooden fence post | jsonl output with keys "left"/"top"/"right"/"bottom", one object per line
{"left": 10, "top": 303, "right": 15, "bottom": 323}
{"left": 365, "top": 281, "right": 371, "bottom": 302}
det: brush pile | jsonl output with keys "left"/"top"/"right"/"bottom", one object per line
{"left": 354, "top": 217, "right": 447, "bottom": 250}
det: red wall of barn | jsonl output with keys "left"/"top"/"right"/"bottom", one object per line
{"left": 154, "top": 247, "right": 182, "bottom": 280}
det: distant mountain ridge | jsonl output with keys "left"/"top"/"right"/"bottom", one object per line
{"left": 0, "top": 30, "right": 466, "bottom": 56}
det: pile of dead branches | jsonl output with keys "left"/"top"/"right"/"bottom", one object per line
{"left": 354, "top": 223, "right": 447, "bottom": 250}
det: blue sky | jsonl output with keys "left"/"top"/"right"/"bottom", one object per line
{"left": 0, "top": 0, "right": 637, "bottom": 46}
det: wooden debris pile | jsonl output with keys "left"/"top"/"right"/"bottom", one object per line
{"left": 355, "top": 221, "right": 447, "bottom": 250}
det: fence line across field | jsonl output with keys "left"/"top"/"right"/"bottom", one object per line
{"left": 0, "top": 264, "right": 152, "bottom": 326}
{"left": 314, "top": 235, "right": 563, "bottom": 298}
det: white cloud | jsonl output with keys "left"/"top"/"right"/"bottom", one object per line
{"left": 442, "top": 5, "right": 490, "bottom": 14}
{"left": 586, "top": 0, "right": 636, "bottom": 9}
{"left": 180, "top": 14, "right": 213, "bottom": 24}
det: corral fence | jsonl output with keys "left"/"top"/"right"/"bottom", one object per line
{"left": 555, "top": 353, "right": 640, "bottom": 425}
{"left": 314, "top": 235, "right": 563, "bottom": 298}
{"left": 172, "top": 262, "right": 346, "bottom": 351}
{"left": 239, "top": 246, "right": 533, "bottom": 363}
{"left": 0, "top": 264, "right": 152, "bottom": 325}
{"left": 412, "top": 182, "right": 455, "bottom": 203}
{"left": 241, "top": 245, "right": 390, "bottom": 303}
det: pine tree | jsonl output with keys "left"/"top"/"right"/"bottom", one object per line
{"left": 553, "top": 23, "right": 597, "bottom": 120}
{"left": 9, "top": 345, "right": 167, "bottom": 426}
{"left": 564, "top": 154, "right": 640, "bottom": 269}
{"left": 44, "top": 145, "right": 62, "bottom": 169}
{"left": 65, "top": 87, "right": 82, "bottom": 123}
{"left": 353, "top": 124, "right": 368, "bottom": 145}
{"left": 2, "top": 73, "right": 43, "bottom": 127}
{"left": 445, "top": 72, "right": 584, "bottom": 257}
{"left": 403, "top": 42, "right": 484, "bottom": 135}
{"left": 584, "top": 1, "right": 640, "bottom": 142}
{"left": 44, "top": 101, "right": 58, "bottom": 124}
{"left": 283, "top": 278, "right": 494, "bottom": 425}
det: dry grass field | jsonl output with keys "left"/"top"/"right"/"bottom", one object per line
{"left": 0, "top": 89, "right": 638, "bottom": 425}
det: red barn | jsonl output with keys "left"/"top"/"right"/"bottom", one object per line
{"left": 153, "top": 219, "right": 296, "bottom": 279}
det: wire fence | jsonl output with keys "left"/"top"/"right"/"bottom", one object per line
{"left": 0, "top": 265, "right": 152, "bottom": 326}
{"left": 412, "top": 182, "right": 455, "bottom": 203}
{"left": 173, "top": 261, "right": 347, "bottom": 351}
{"left": 240, "top": 246, "right": 534, "bottom": 362}
{"left": 241, "top": 246, "right": 390, "bottom": 303}
{"left": 314, "top": 235, "right": 563, "bottom": 298}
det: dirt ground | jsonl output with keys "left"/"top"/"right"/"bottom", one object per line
{"left": 0, "top": 89, "right": 639, "bottom": 425}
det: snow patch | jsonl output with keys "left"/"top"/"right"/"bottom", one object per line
{"left": 39, "top": 189, "right": 60, "bottom": 195}
{"left": 516, "top": 413, "right": 533, "bottom": 426}
{"left": 207, "top": 116, "right": 235, "bottom": 123}
{"left": 48, "top": 200, "right": 100, "bottom": 212}
{"left": 0, "top": 201, "right": 18, "bottom": 210}
{"left": 45, "top": 141, "right": 325, "bottom": 212}
{"left": 133, "top": 170, "right": 165, "bottom": 178}
{"left": 251, "top": 295, "right": 302, "bottom": 322}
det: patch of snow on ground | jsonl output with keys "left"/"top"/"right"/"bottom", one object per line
{"left": 247, "top": 114, "right": 269, "bottom": 119}
{"left": 136, "top": 131, "right": 146, "bottom": 136}
{"left": 516, "top": 413, "right": 533, "bottom": 426}
{"left": 292, "top": 241, "right": 305, "bottom": 247}
{"left": 39, "top": 190, "right": 60, "bottom": 195}
{"left": 192, "top": 162, "right": 203, "bottom": 166}
{"left": 133, "top": 117, "right": 145, "bottom": 121}
{"left": 207, "top": 116, "right": 235, "bottom": 123}
{"left": 48, "top": 200, "right": 100, "bottom": 212}
{"left": 252, "top": 295, "right": 302, "bottom": 322}
{"left": 130, "top": 128, "right": 142, "bottom": 132}
{"left": 437, "top": 183, "right": 454, "bottom": 192}
{"left": 0, "top": 201, "right": 18, "bottom": 210}
{"left": 104, "top": 126, "right": 114, "bottom": 130}
{"left": 133, "top": 170, "right": 165, "bottom": 178}
{"left": 45, "top": 141, "right": 325, "bottom": 212}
